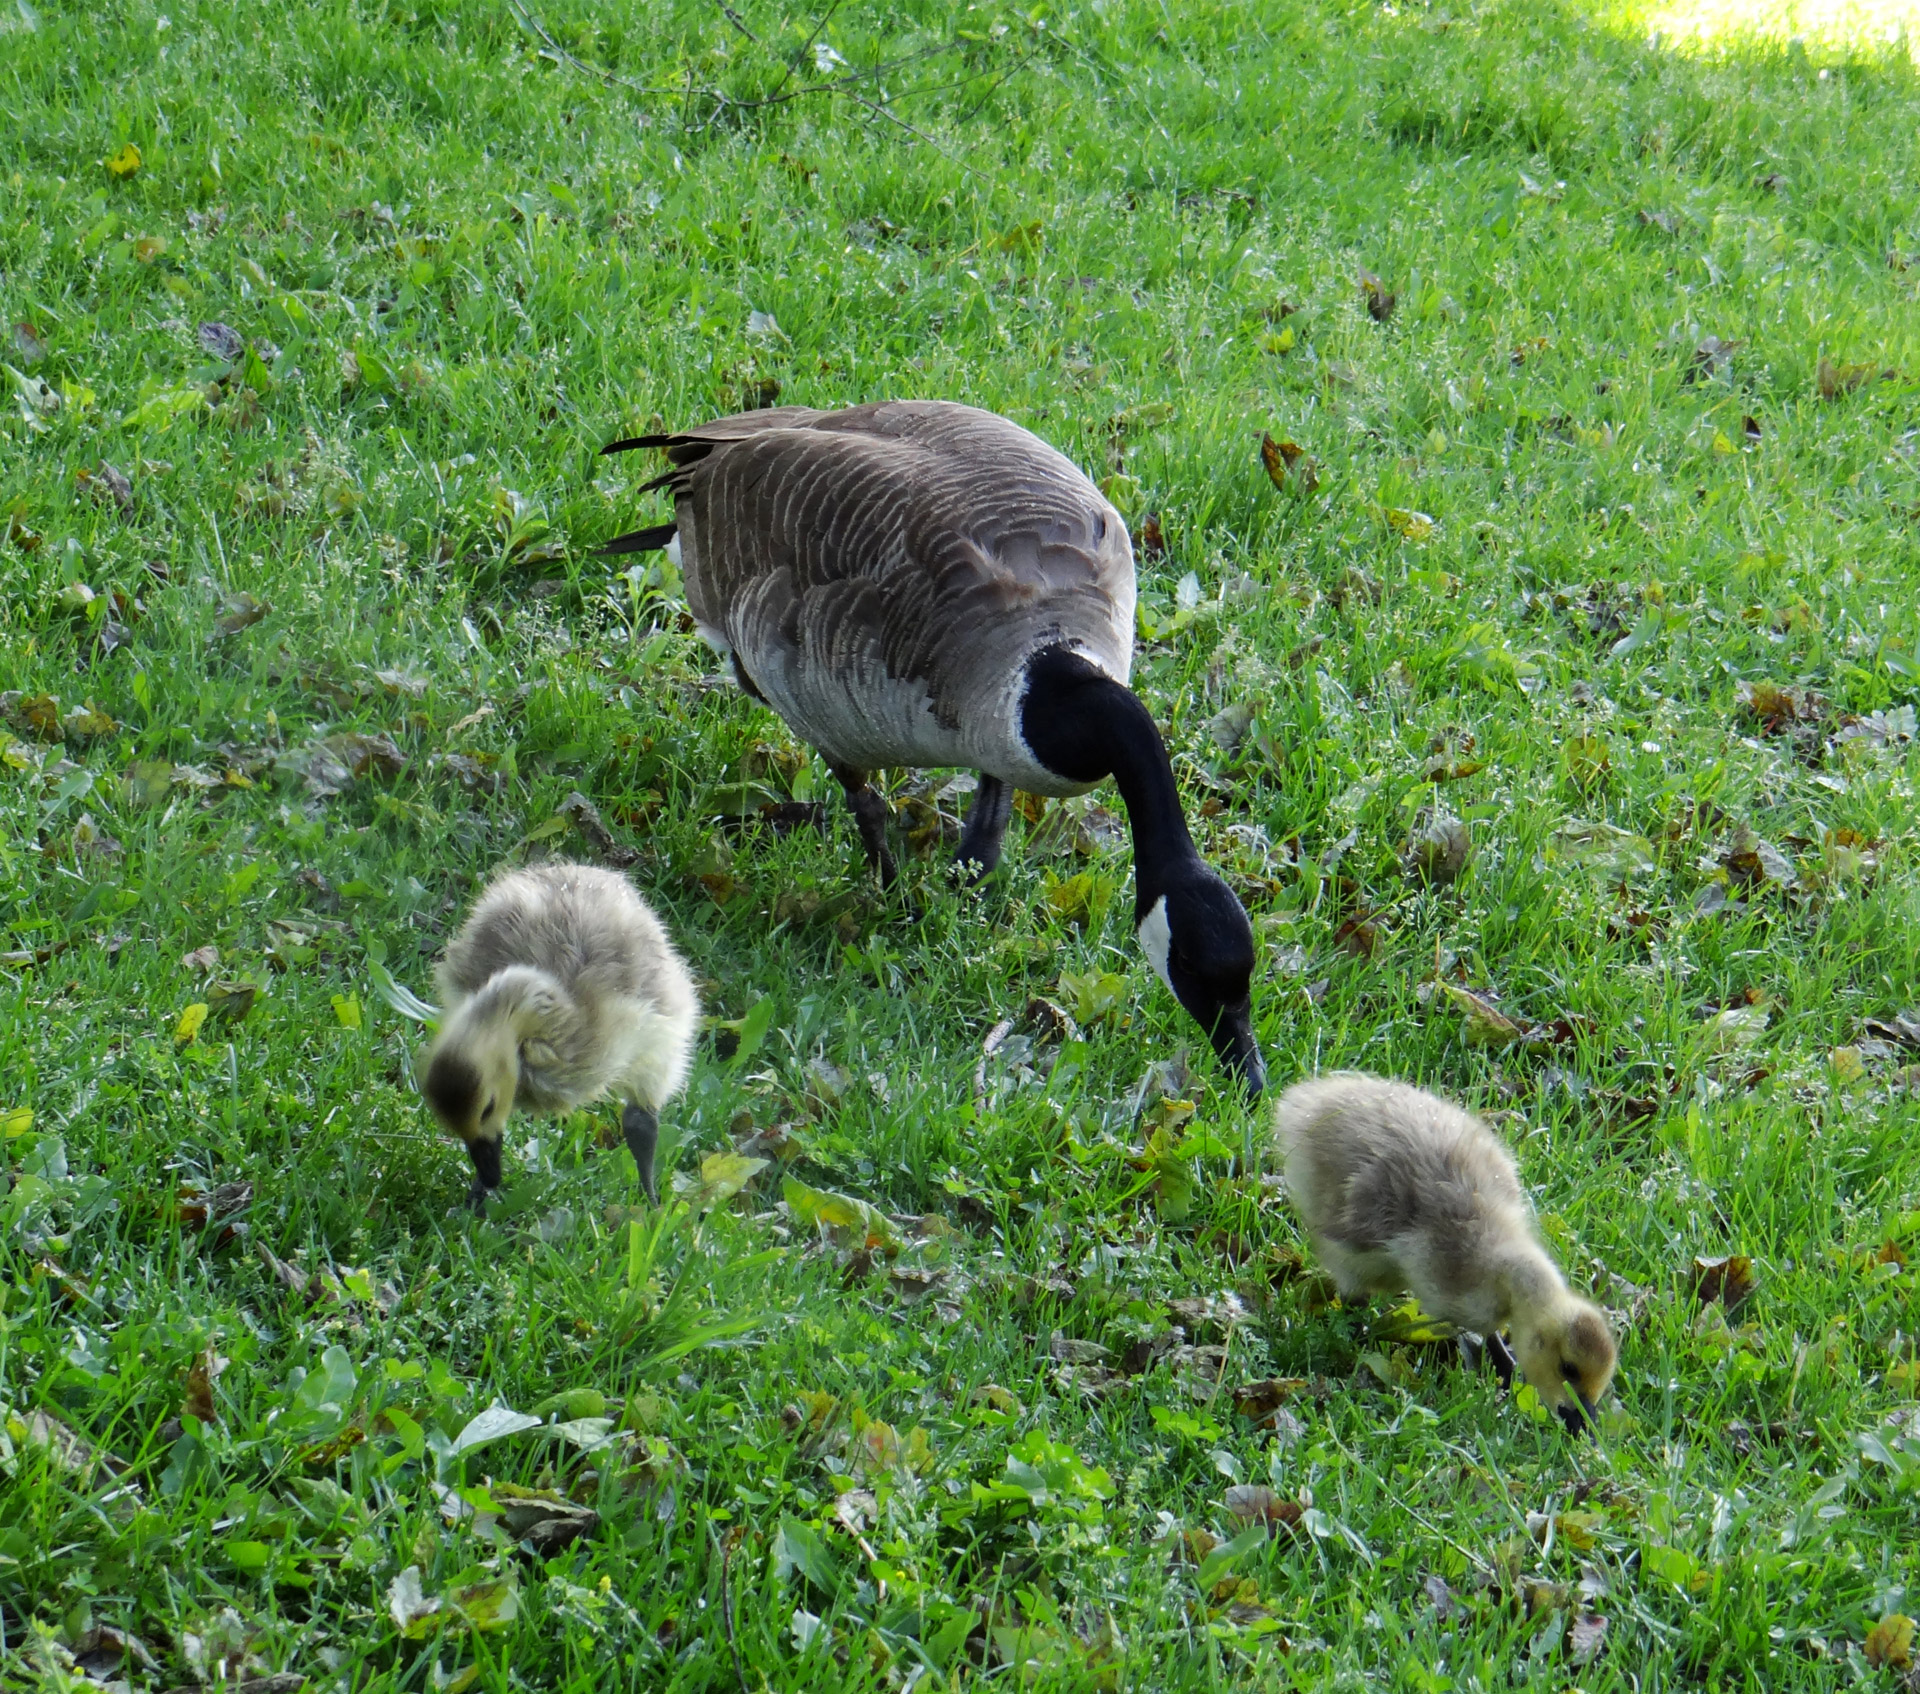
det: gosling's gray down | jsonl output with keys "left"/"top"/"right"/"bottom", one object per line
{"left": 1274, "top": 1072, "right": 1617, "bottom": 1433}
{"left": 421, "top": 861, "right": 699, "bottom": 1212}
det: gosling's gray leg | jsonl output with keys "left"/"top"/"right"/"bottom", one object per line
{"left": 1484, "top": 1332, "right": 1517, "bottom": 1391}
{"left": 830, "top": 763, "right": 897, "bottom": 887}
{"left": 622, "top": 1102, "right": 660, "bottom": 1205}
{"left": 466, "top": 1135, "right": 503, "bottom": 1215}
{"left": 954, "top": 773, "right": 1013, "bottom": 877}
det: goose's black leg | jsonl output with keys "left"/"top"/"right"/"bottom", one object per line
{"left": 830, "top": 763, "right": 897, "bottom": 886}
{"left": 955, "top": 773, "right": 1013, "bottom": 877}
{"left": 622, "top": 1102, "right": 660, "bottom": 1204}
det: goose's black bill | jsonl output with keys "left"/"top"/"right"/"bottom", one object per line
{"left": 1210, "top": 1007, "right": 1266, "bottom": 1097}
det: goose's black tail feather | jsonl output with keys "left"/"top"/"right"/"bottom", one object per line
{"left": 597, "top": 522, "right": 678, "bottom": 556}
{"left": 600, "top": 434, "right": 675, "bottom": 455}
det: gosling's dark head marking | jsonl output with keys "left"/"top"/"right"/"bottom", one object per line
{"left": 423, "top": 1049, "right": 484, "bottom": 1138}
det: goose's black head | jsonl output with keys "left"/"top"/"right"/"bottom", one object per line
{"left": 1138, "top": 866, "right": 1265, "bottom": 1096}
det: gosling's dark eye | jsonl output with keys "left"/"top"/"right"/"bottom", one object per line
{"left": 482, "top": 1096, "right": 497, "bottom": 1118}
{"left": 1561, "top": 1361, "right": 1579, "bottom": 1383}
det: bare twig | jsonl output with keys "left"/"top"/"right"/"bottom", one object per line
{"left": 773, "top": 0, "right": 848, "bottom": 102}
{"left": 844, "top": 90, "right": 983, "bottom": 181}
{"left": 506, "top": 0, "right": 685, "bottom": 98}
{"left": 716, "top": 43, "right": 958, "bottom": 112}
{"left": 714, "top": 0, "right": 760, "bottom": 44}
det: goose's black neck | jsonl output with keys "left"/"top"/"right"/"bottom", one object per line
{"left": 1019, "top": 645, "right": 1199, "bottom": 908}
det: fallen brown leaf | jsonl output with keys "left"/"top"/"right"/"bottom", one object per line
{"left": 1224, "top": 1484, "right": 1302, "bottom": 1527}
{"left": 1358, "top": 268, "right": 1396, "bottom": 322}
{"left": 1260, "top": 433, "right": 1319, "bottom": 493}
{"left": 1691, "top": 1253, "right": 1756, "bottom": 1314}
{"left": 1865, "top": 1614, "right": 1915, "bottom": 1671}
{"left": 1231, "top": 1378, "right": 1309, "bottom": 1423}
{"left": 1569, "top": 1610, "right": 1609, "bottom": 1664}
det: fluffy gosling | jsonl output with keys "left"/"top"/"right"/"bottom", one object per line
{"left": 422, "top": 862, "right": 698, "bottom": 1212}
{"left": 1274, "top": 1071, "right": 1617, "bottom": 1434}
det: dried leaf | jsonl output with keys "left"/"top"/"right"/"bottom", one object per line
{"left": 1817, "top": 356, "right": 1887, "bottom": 400}
{"left": 1442, "top": 983, "right": 1527, "bottom": 1047}
{"left": 12, "top": 322, "right": 47, "bottom": 366}
{"left": 1721, "top": 823, "right": 1797, "bottom": 891}
{"left": 1138, "top": 513, "right": 1165, "bottom": 558}
{"left": 1231, "top": 1378, "right": 1309, "bottom": 1423}
{"left": 198, "top": 321, "right": 246, "bottom": 363}
{"left": 1224, "top": 1484, "right": 1302, "bottom": 1527}
{"left": 1358, "top": 268, "right": 1396, "bottom": 321}
{"left": 213, "top": 592, "right": 271, "bottom": 637}
{"left": 1404, "top": 811, "right": 1471, "bottom": 885}
{"left": 1259, "top": 433, "right": 1319, "bottom": 493}
{"left": 675, "top": 1150, "right": 768, "bottom": 1210}
{"left": 1691, "top": 1254, "right": 1757, "bottom": 1314}
{"left": 181, "top": 1348, "right": 228, "bottom": 1424}
{"left": 1865, "top": 1614, "right": 1915, "bottom": 1670}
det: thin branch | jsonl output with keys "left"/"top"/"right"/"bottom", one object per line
{"left": 719, "top": 42, "right": 958, "bottom": 111}
{"left": 507, "top": 0, "right": 685, "bottom": 98}
{"left": 844, "top": 90, "right": 983, "bottom": 182}
{"left": 713, "top": 0, "right": 760, "bottom": 44}
{"left": 772, "top": 0, "right": 848, "bottom": 102}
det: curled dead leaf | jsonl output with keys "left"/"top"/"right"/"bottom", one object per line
{"left": 1864, "top": 1614, "right": 1915, "bottom": 1671}
{"left": 1223, "top": 1484, "right": 1302, "bottom": 1527}
{"left": 1691, "top": 1254, "right": 1756, "bottom": 1314}
{"left": 1358, "top": 268, "right": 1396, "bottom": 321}
{"left": 1260, "top": 433, "right": 1319, "bottom": 493}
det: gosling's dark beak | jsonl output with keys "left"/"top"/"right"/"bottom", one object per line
{"left": 1208, "top": 1003, "right": 1265, "bottom": 1097}
{"left": 1557, "top": 1392, "right": 1599, "bottom": 1438}
{"left": 466, "top": 1135, "right": 503, "bottom": 1211}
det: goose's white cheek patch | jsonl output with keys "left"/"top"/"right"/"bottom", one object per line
{"left": 1137, "top": 895, "right": 1172, "bottom": 993}
{"left": 665, "top": 533, "right": 683, "bottom": 570}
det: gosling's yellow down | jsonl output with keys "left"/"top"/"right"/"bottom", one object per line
{"left": 1275, "top": 1072, "right": 1617, "bottom": 1433}
{"left": 422, "top": 862, "right": 698, "bottom": 1211}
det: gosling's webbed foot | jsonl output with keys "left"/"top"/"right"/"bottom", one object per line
{"left": 623, "top": 1102, "right": 660, "bottom": 1205}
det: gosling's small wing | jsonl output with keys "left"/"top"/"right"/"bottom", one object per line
{"left": 605, "top": 401, "right": 1134, "bottom": 766}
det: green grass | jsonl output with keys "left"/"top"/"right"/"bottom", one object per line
{"left": 4, "top": 0, "right": 1920, "bottom": 1685}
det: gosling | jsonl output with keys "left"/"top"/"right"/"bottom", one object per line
{"left": 1274, "top": 1072, "right": 1617, "bottom": 1434}
{"left": 422, "top": 861, "right": 699, "bottom": 1212}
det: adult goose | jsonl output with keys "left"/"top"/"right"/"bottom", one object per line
{"left": 600, "top": 400, "right": 1264, "bottom": 1094}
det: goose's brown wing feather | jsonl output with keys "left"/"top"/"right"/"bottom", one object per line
{"left": 651, "top": 401, "right": 1131, "bottom": 737}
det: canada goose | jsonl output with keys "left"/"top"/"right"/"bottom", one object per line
{"left": 1274, "top": 1072, "right": 1617, "bottom": 1433}
{"left": 599, "top": 400, "right": 1262, "bottom": 1092}
{"left": 421, "top": 862, "right": 699, "bottom": 1211}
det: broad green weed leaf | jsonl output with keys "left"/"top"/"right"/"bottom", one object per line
{"left": 450, "top": 1403, "right": 542, "bottom": 1456}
